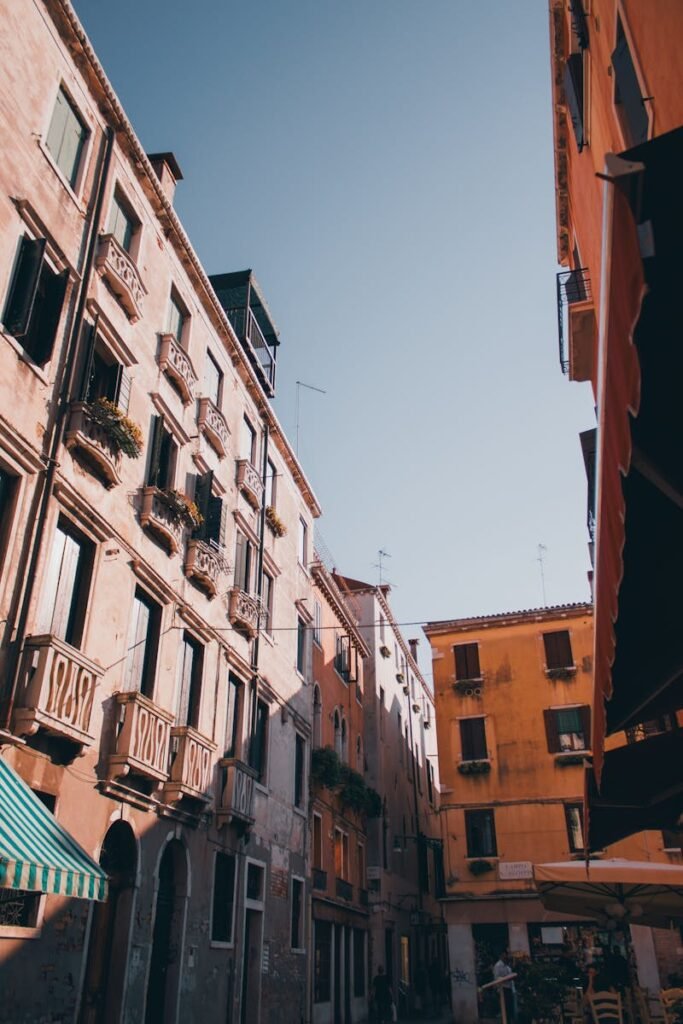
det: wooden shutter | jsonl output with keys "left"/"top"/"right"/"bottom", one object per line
{"left": 579, "top": 705, "right": 591, "bottom": 749}
{"left": 176, "top": 636, "right": 194, "bottom": 726}
{"left": 50, "top": 529, "right": 82, "bottom": 643}
{"left": 543, "top": 709, "right": 561, "bottom": 753}
{"left": 187, "top": 642, "right": 203, "bottom": 729}
{"left": 193, "top": 471, "right": 214, "bottom": 539}
{"left": 455, "top": 643, "right": 480, "bottom": 680}
{"left": 4, "top": 236, "right": 45, "bottom": 337}
{"left": 125, "top": 593, "right": 150, "bottom": 693}
{"left": 205, "top": 497, "right": 227, "bottom": 549}
{"left": 234, "top": 533, "right": 247, "bottom": 592}
{"left": 32, "top": 268, "right": 68, "bottom": 365}
{"left": 612, "top": 32, "right": 648, "bottom": 146}
{"left": 461, "top": 717, "right": 487, "bottom": 760}
{"left": 543, "top": 630, "right": 572, "bottom": 669}
{"left": 146, "top": 415, "right": 164, "bottom": 487}
{"left": 563, "top": 53, "right": 585, "bottom": 151}
{"left": 77, "top": 321, "right": 97, "bottom": 401}
{"left": 115, "top": 367, "right": 132, "bottom": 413}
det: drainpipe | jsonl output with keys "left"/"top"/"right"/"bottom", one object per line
{"left": 405, "top": 645, "right": 424, "bottom": 981}
{"left": 1, "top": 126, "right": 115, "bottom": 731}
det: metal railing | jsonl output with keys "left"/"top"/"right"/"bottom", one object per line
{"left": 556, "top": 267, "right": 592, "bottom": 374}
{"left": 226, "top": 306, "right": 276, "bottom": 388}
{"left": 312, "top": 868, "right": 327, "bottom": 891}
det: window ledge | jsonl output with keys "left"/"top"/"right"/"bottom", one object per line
{"left": 210, "top": 940, "right": 235, "bottom": 950}
{"left": 554, "top": 750, "right": 590, "bottom": 765}
{"left": 291, "top": 946, "right": 306, "bottom": 955}
{"left": 293, "top": 805, "right": 307, "bottom": 819}
{"left": 254, "top": 781, "right": 268, "bottom": 796}
{"left": 0, "top": 330, "right": 51, "bottom": 384}
{"left": 0, "top": 924, "right": 42, "bottom": 940}
{"left": 37, "top": 140, "right": 86, "bottom": 215}
{"left": 544, "top": 666, "right": 578, "bottom": 681}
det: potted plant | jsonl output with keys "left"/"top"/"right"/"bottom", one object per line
{"left": 158, "top": 489, "right": 204, "bottom": 529}
{"left": 468, "top": 859, "right": 494, "bottom": 876}
{"left": 311, "top": 746, "right": 342, "bottom": 789}
{"left": 88, "top": 397, "right": 143, "bottom": 458}
{"left": 458, "top": 759, "right": 491, "bottom": 776}
{"left": 265, "top": 505, "right": 287, "bottom": 537}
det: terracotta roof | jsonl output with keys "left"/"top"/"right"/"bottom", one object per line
{"left": 424, "top": 602, "right": 593, "bottom": 634}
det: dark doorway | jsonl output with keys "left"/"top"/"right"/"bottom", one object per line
{"left": 344, "top": 926, "right": 351, "bottom": 1024}
{"left": 79, "top": 820, "right": 137, "bottom": 1024}
{"left": 240, "top": 908, "right": 263, "bottom": 1024}
{"left": 145, "top": 840, "right": 187, "bottom": 1024}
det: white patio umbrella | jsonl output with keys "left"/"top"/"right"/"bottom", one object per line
{"left": 533, "top": 859, "right": 683, "bottom": 929}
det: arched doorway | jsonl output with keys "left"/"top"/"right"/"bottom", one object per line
{"left": 79, "top": 820, "right": 137, "bottom": 1024}
{"left": 145, "top": 839, "right": 188, "bottom": 1024}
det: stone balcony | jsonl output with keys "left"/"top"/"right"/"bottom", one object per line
{"left": 197, "top": 397, "right": 230, "bottom": 457}
{"left": 227, "top": 587, "right": 260, "bottom": 638}
{"left": 96, "top": 233, "right": 145, "bottom": 322}
{"left": 236, "top": 459, "right": 263, "bottom": 509}
{"left": 157, "top": 333, "right": 197, "bottom": 405}
{"left": 139, "top": 486, "right": 184, "bottom": 554}
{"left": 107, "top": 691, "right": 174, "bottom": 784}
{"left": 64, "top": 402, "right": 122, "bottom": 488}
{"left": 164, "top": 726, "right": 216, "bottom": 803}
{"left": 216, "top": 757, "right": 258, "bottom": 828}
{"left": 184, "top": 539, "right": 223, "bottom": 597}
{"left": 13, "top": 635, "right": 102, "bottom": 749}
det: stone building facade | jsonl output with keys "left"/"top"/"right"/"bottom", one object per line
{"left": 0, "top": 1, "right": 321, "bottom": 1021}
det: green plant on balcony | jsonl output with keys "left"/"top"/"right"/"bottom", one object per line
{"left": 158, "top": 489, "right": 204, "bottom": 529}
{"left": 88, "top": 397, "right": 143, "bottom": 458}
{"left": 311, "top": 746, "right": 342, "bottom": 789}
{"left": 311, "top": 748, "right": 382, "bottom": 817}
{"left": 458, "top": 759, "right": 491, "bottom": 776}
{"left": 265, "top": 505, "right": 287, "bottom": 537}
{"left": 468, "top": 858, "right": 494, "bottom": 876}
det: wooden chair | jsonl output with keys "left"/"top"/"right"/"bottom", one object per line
{"left": 589, "top": 990, "right": 624, "bottom": 1024}
{"left": 660, "top": 989, "right": 683, "bottom": 1024}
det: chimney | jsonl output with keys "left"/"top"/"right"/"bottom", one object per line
{"left": 147, "top": 152, "right": 183, "bottom": 205}
{"left": 408, "top": 638, "right": 419, "bottom": 663}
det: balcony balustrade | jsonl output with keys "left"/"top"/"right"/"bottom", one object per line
{"left": 164, "top": 726, "right": 216, "bottom": 803}
{"left": 96, "top": 233, "right": 145, "bottom": 322}
{"left": 197, "top": 397, "right": 230, "bottom": 457}
{"left": 13, "top": 634, "right": 102, "bottom": 748}
{"left": 184, "top": 539, "right": 223, "bottom": 597}
{"left": 157, "top": 333, "right": 198, "bottom": 404}
{"left": 236, "top": 459, "right": 264, "bottom": 510}
{"left": 108, "top": 691, "right": 174, "bottom": 783}
{"left": 556, "top": 267, "right": 595, "bottom": 381}
{"left": 139, "top": 486, "right": 185, "bottom": 554}
{"left": 227, "top": 587, "right": 261, "bottom": 638}
{"left": 64, "top": 402, "right": 122, "bottom": 487}
{"left": 216, "top": 757, "right": 258, "bottom": 828}
{"left": 312, "top": 868, "right": 328, "bottom": 892}
{"left": 226, "top": 306, "right": 276, "bottom": 394}
{"left": 335, "top": 877, "right": 353, "bottom": 902}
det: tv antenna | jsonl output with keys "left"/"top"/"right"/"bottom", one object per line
{"left": 537, "top": 543, "right": 548, "bottom": 607}
{"left": 373, "top": 549, "right": 392, "bottom": 586}
{"left": 295, "top": 380, "right": 326, "bottom": 456}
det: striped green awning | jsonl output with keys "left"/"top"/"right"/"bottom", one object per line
{"left": 0, "top": 759, "right": 108, "bottom": 901}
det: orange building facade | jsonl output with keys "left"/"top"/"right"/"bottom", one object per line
{"left": 425, "top": 604, "right": 680, "bottom": 1024}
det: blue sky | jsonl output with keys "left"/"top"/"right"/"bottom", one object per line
{"left": 74, "top": 0, "right": 595, "bottom": 672}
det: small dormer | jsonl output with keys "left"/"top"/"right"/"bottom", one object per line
{"left": 209, "top": 270, "right": 279, "bottom": 397}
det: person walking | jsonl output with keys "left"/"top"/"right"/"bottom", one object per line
{"left": 372, "top": 965, "right": 395, "bottom": 1023}
{"left": 493, "top": 949, "right": 517, "bottom": 1024}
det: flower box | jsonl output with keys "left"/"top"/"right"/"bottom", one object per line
{"left": 458, "top": 759, "right": 491, "bottom": 776}
{"left": 264, "top": 505, "right": 287, "bottom": 537}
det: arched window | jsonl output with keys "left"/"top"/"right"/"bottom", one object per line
{"left": 313, "top": 684, "right": 322, "bottom": 748}
{"left": 355, "top": 734, "right": 363, "bottom": 773}
{"left": 334, "top": 710, "right": 342, "bottom": 758}
{"left": 341, "top": 717, "right": 348, "bottom": 764}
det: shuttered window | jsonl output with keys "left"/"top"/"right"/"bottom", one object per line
{"left": 176, "top": 633, "right": 203, "bottom": 729}
{"left": 262, "top": 572, "right": 273, "bottom": 635}
{"left": 297, "top": 616, "right": 307, "bottom": 675}
{"left": 166, "top": 292, "right": 186, "bottom": 342}
{"left": 3, "top": 235, "right": 68, "bottom": 365}
{"left": 194, "top": 471, "right": 227, "bottom": 550}
{"left": 211, "top": 852, "right": 236, "bottom": 944}
{"left": 234, "top": 532, "right": 251, "bottom": 593}
{"left": 147, "top": 416, "right": 176, "bottom": 490}
{"left": 38, "top": 520, "right": 93, "bottom": 648}
{"left": 290, "top": 877, "right": 304, "bottom": 949}
{"left": 543, "top": 630, "right": 573, "bottom": 670}
{"left": 544, "top": 705, "right": 590, "bottom": 753}
{"left": 248, "top": 689, "right": 269, "bottom": 782}
{"left": 454, "top": 642, "right": 481, "bottom": 681}
{"left": 564, "top": 52, "right": 585, "bottom": 151}
{"left": 240, "top": 416, "right": 256, "bottom": 464}
{"left": 204, "top": 351, "right": 222, "bottom": 407}
{"left": 107, "top": 193, "right": 136, "bottom": 253}
{"left": 124, "top": 588, "right": 161, "bottom": 697}
{"left": 465, "top": 809, "right": 497, "bottom": 858}
{"left": 612, "top": 18, "right": 649, "bottom": 147}
{"left": 565, "top": 804, "right": 584, "bottom": 853}
{"left": 294, "top": 733, "right": 305, "bottom": 808}
{"left": 45, "top": 88, "right": 87, "bottom": 188}
{"left": 224, "top": 674, "right": 241, "bottom": 759}
{"left": 460, "top": 717, "right": 487, "bottom": 761}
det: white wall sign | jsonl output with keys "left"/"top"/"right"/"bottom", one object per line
{"left": 498, "top": 861, "right": 533, "bottom": 880}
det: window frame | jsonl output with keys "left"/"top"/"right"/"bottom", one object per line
{"left": 611, "top": 10, "right": 652, "bottom": 149}
{"left": 204, "top": 349, "right": 223, "bottom": 409}
{"left": 290, "top": 875, "right": 305, "bottom": 952}
{"left": 544, "top": 705, "right": 591, "bottom": 754}
{"left": 465, "top": 808, "right": 497, "bottom": 859}
{"left": 298, "top": 517, "right": 308, "bottom": 569}
{"left": 124, "top": 585, "right": 162, "bottom": 698}
{"left": 248, "top": 688, "right": 269, "bottom": 785}
{"left": 2, "top": 234, "right": 69, "bottom": 367}
{"left": 565, "top": 803, "right": 585, "bottom": 854}
{"left": 459, "top": 716, "right": 488, "bottom": 762}
{"left": 313, "top": 811, "right": 324, "bottom": 870}
{"left": 43, "top": 84, "right": 90, "bottom": 197}
{"left": 334, "top": 827, "right": 349, "bottom": 880}
{"left": 454, "top": 642, "right": 481, "bottom": 682}
{"left": 165, "top": 289, "right": 188, "bottom": 346}
{"left": 106, "top": 188, "right": 140, "bottom": 258}
{"left": 264, "top": 457, "right": 277, "bottom": 509}
{"left": 175, "top": 631, "right": 204, "bottom": 729}
{"left": 37, "top": 514, "right": 95, "bottom": 650}
{"left": 296, "top": 614, "right": 307, "bottom": 677}
{"left": 262, "top": 571, "right": 274, "bottom": 636}
{"left": 542, "top": 630, "right": 574, "bottom": 672}
{"left": 210, "top": 849, "right": 237, "bottom": 948}
{"left": 294, "top": 732, "right": 306, "bottom": 810}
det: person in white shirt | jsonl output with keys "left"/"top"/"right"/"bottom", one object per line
{"left": 493, "top": 949, "right": 517, "bottom": 1023}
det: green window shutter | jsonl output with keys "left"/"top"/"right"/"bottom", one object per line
{"left": 4, "top": 236, "right": 46, "bottom": 337}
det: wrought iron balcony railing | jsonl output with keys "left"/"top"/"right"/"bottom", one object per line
{"left": 556, "top": 267, "right": 593, "bottom": 376}
{"left": 227, "top": 306, "right": 276, "bottom": 392}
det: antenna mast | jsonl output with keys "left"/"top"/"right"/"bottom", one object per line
{"left": 537, "top": 543, "right": 548, "bottom": 607}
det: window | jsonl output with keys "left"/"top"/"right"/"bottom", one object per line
{"left": 314, "top": 921, "right": 332, "bottom": 1003}
{"left": 234, "top": 532, "right": 252, "bottom": 593}
{"left": 334, "top": 710, "right": 342, "bottom": 758}
{"left": 248, "top": 689, "right": 269, "bottom": 783}
{"left": 334, "top": 828, "right": 349, "bottom": 879}
{"left": 341, "top": 717, "right": 348, "bottom": 764}
{"left": 543, "top": 630, "right": 574, "bottom": 671}
{"left": 460, "top": 717, "right": 488, "bottom": 762}
{"left": 415, "top": 745, "right": 422, "bottom": 793}
{"left": 294, "top": 733, "right": 305, "bottom": 809}
{"left": 565, "top": 804, "right": 584, "bottom": 854}
{"left": 465, "top": 808, "right": 497, "bottom": 858}
{"left": 313, "top": 813, "right": 323, "bottom": 869}
{"left": 246, "top": 861, "right": 264, "bottom": 902}
{"left": 264, "top": 458, "right": 276, "bottom": 508}
{"left": 211, "top": 852, "right": 236, "bottom": 944}
{"left": 612, "top": 16, "right": 649, "bottom": 147}
{"left": 147, "top": 415, "right": 176, "bottom": 491}
{"left": 204, "top": 350, "right": 222, "bottom": 408}
{"left": 400, "top": 936, "right": 410, "bottom": 987}
{"left": 193, "top": 471, "right": 227, "bottom": 550}
{"left": 313, "top": 685, "right": 322, "bottom": 748}
{"left": 353, "top": 928, "right": 366, "bottom": 997}
{"left": 544, "top": 705, "right": 590, "bottom": 753}
{"left": 262, "top": 572, "right": 274, "bottom": 635}
{"left": 625, "top": 715, "right": 676, "bottom": 745}
{"left": 224, "top": 673, "right": 242, "bottom": 759}
{"left": 379, "top": 687, "right": 385, "bottom": 739}
{"left": 427, "top": 761, "right": 434, "bottom": 805}
{"left": 107, "top": 192, "right": 136, "bottom": 254}
{"left": 454, "top": 642, "right": 481, "bottom": 682}
{"left": 334, "top": 633, "right": 350, "bottom": 681}
{"left": 356, "top": 735, "right": 363, "bottom": 773}
{"left": 296, "top": 615, "right": 307, "bottom": 676}
{"left": 3, "top": 235, "right": 68, "bottom": 364}
{"left": 298, "top": 518, "right": 308, "bottom": 567}
{"left": 38, "top": 518, "right": 94, "bottom": 648}
{"left": 79, "top": 328, "right": 131, "bottom": 412}
{"left": 398, "top": 712, "right": 403, "bottom": 763}
{"left": 563, "top": 1, "right": 588, "bottom": 154}
{"left": 176, "top": 633, "right": 203, "bottom": 729}
{"left": 124, "top": 588, "right": 162, "bottom": 697}
{"left": 0, "top": 468, "right": 17, "bottom": 575}
{"left": 290, "top": 877, "right": 304, "bottom": 950}
{"left": 240, "top": 416, "right": 256, "bottom": 464}
{"left": 166, "top": 292, "right": 186, "bottom": 343}
{"left": 313, "top": 600, "right": 322, "bottom": 646}
{"left": 45, "top": 87, "right": 87, "bottom": 188}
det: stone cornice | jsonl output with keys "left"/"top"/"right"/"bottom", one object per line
{"left": 424, "top": 602, "right": 593, "bottom": 637}
{"left": 549, "top": 0, "right": 571, "bottom": 265}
